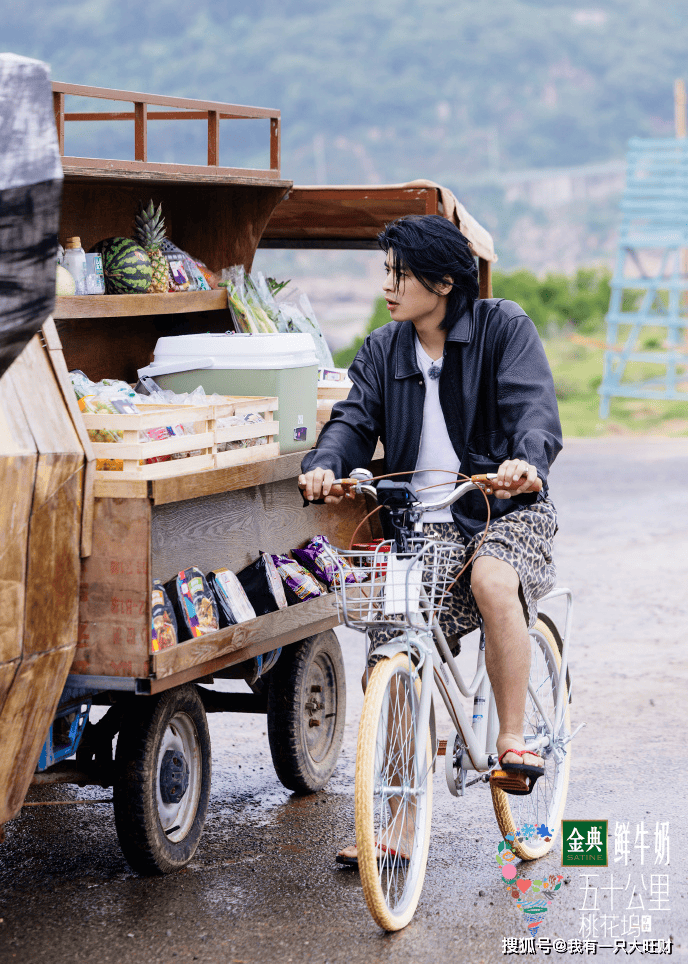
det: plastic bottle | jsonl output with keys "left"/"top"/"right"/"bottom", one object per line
{"left": 62, "top": 237, "right": 87, "bottom": 295}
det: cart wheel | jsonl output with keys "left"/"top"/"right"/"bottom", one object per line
{"left": 267, "top": 630, "right": 346, "bottom": 794}
{"left": 113, "top": 684, "right": 211, "bottom": 875}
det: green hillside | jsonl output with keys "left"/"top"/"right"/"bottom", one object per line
{"left": 6, "top": 0, "right": 687, "bottom": 188}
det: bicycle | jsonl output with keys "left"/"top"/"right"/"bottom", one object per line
{"left": 325, "top": 469, "right": 583, "bottom": 932}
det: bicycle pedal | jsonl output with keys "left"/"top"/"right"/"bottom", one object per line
{"left": 436, "top": 739, "right": 447, "bottom": 756}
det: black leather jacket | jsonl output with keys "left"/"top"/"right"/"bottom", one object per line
{"left": 302, "top": 299, "right": 563, "bottom": 539}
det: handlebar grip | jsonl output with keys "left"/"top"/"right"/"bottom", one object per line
{"left": 471, "top": 473, "right": 540, "bottom": 494}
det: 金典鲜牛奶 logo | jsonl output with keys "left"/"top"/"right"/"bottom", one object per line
{"left": 562, "top": 819, "right": 608, "bottom": 866}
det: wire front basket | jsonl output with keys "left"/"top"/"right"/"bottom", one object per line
{"left": 324, "top": 539, "right": 463, "bottom": 632}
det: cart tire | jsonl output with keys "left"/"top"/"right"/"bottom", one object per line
{"left": 113, "top": 684, "right": 211, "bottom": 875}
{"left": 267, "top": 630, "right": 346, "bottom": 794}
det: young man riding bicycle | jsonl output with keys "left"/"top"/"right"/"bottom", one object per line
{"left": 299, "top": 214, "right": 562, "bottom": 861}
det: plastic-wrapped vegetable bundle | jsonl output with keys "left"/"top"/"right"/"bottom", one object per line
{"left": 273, "top": 285, "right": 334, "bottom": 369}
{"left": 220, "top": 265, "right": 277, "bottom": 334}
{"left": 236, "top": 552, "right": 287, "bottom": 615}
{"left": 151, "top": 580, "right": 178, "bottom": 652}
{"left": 270, "top": 554, "right": 324, "bottom": 605}
{"left": 207, "top": 567, "right": 256, "bottom": 627}
{"left": 164, "top": 567, "right": 220, "bottom": 641}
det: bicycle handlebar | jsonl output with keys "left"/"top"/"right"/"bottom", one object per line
{"left": 334, "top": 472, "right": 529, "bottom": 512}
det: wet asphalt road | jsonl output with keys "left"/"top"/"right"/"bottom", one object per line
{"left": 0, "top": 438, "right": 686, "bottom": 964}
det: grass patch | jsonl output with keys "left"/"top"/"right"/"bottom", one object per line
{"left": 545, "top": 331, "right": 688, "bottom": 437}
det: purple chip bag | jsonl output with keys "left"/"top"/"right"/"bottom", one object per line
{"left": 293, "top": 534, "right": 360, "bottom": 586}
{"left": 271, "top": 554, "right": 323, "bottom": 604}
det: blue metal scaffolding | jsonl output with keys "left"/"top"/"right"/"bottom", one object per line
{"left": 600, "top": 137, "right": 688, "bottom": 417}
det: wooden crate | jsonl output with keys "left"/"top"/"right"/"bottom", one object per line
{"left": 213, "top": 396, "right": 279, "bottom": 469}
{"left": 79, "top": 395, "right": 279, "bottom": 483}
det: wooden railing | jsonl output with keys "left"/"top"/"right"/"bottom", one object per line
{"left": 52, "top": 82, "right": 281, "bottom": 180}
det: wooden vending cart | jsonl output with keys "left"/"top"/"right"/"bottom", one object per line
{"left": 1, "top": 76, "right": 495, "bottom": 875}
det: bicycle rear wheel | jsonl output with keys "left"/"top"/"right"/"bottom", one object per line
{"left": 355, "top": 651, "right": 433, "bottom": 931}
{"left": 492, "top": 617, "right": 571, "bottom": 859}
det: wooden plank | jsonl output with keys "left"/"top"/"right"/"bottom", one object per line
{"left": 61, "top": 156, "right": 279, "bottom": 182}
{"left": 0, "top": 454, "right": 35, "bottom": 666}
{"left": 151, "top": 475, "right": 379, "bottom": 580}
{"left": 81, "top": 458, "right": 96, "bottom": 558}
{"left": 23, "top": 467, "right": 81, "bottom": 658}
{"left": 94, "top": 478, "right": 148, "bottom": 499}
{"left": 0, "top": 361, "right": 36, "bottom": 455}
{"left": 61, "top": 166, "right": 291, "bottom": 189}
{"left": 8, "top": 335, "right": 82, "bottom": 460}
{"left": 149, "top": 610, "right": 339, "bottom": 693}
{"left": 214, "top": 441, "right": 279, "bottom": 470}
{"left": 270, "top": 117, "right": 280, "bottom": 173}
{"left": 0, "top": 368, "right": 38, "bottom": 665}
{"left": 75, "top": 497, "right": 151, "bottom": 678}
{"left": 0, "top": 646, "right": 77, "bottom": 825}
{"left": 92, "top": 431, "right": 214, "bottom": 460}
{"left": 96, "top": 453, "right": 214, "bottom": 483}
{"left": 53, "top": 290, "right": 228, "bottom": 319}
{"left": 151, "top": 594, "right": 339, "bottom": 681}
{"left": 151, "top": 450, "right": 304, "bottom": 504}
{"left": 41, "top": 318, "right": 95, "bottom": 460}
{"left": 53, "top": 91, "right": 65, "bottom": 155}
{"left": 134, "top": 102, "right": 148, "bottom": 162}
{"left": 52, "top": 81, "right": 280, "bottom": 119}
{"left": 0, "top": 660, "right": 19, "bottom": 725}
{"left": 208, "top": 110, "right": 220, "bottom": 166}
{"left": 64, "top": 111, "right": 263, "bottom": 122}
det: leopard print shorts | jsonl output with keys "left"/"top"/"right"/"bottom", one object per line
{"left": 367, "top": 499, "right": 558, "bottom": 661}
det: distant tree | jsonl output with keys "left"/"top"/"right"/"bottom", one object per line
{"left": 492, "top": 267, "right": 611, "bottom": 334}
{"left": 333, "top": 297, "right": 390, "bottom": 368}
{"left": 333, "top": 267, "right": 612, "bottom": 367}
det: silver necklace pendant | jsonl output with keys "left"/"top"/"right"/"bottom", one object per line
{"left": 427, "top": 363, "right": 442, "bottom": 380}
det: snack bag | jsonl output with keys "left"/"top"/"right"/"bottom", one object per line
{"left": 236, "top": 552, "right": 288, "bottom": 615}
{"left": 292, "top": 534, "right": 361, "bottom": 587}
{"left": 207, "top": 567, "right": 256, "bottom": 627}
{"left": 164, "top": 567, "right": 219, "bottom": 641}
{"left": 151, "top": 580, "right": 178, "bottom": 652}
{"left": 271, "top": 553, "right": 324, "bottom": 605}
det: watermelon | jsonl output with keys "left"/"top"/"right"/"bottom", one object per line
{"left": 91, "top": 238, "right": 152, "bottom": 294}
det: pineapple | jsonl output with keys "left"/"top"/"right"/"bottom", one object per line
{"left": 134, "top": 200, "right": 170, "bottom": 293}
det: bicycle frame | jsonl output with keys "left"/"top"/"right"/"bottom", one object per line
{"left": 388, "top": 578, "right": 575, "bottom": 789}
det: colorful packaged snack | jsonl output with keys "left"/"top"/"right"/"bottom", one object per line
{"left": 151, "top": 580, "right": 178, "bottom": 652}
{"left": 271, "top": 554, "right": 324, "bottom": 605}
{"left": 164, "top": 567, "right": 219, "bottom": 641}
{"left": 207, "top": 567, "right": 256, "bottom": 627}
{"left": 292, "top": 534, "right": 361, "bottom": 587}
{"left": 236, "top": 552, "right": 288, "bottom": 615}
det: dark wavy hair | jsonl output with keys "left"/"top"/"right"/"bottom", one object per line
{"left": 377, "top": 214, "right": 479, "bottom": 330}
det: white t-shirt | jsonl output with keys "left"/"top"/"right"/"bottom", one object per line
{"left": 411, "top": 337, "right": 460, "bottom": 523}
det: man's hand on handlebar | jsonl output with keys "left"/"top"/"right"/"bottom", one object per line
{"left": 492, "top": 459, "right": 543, "bottom": 499}
{"left": 298, "top": 468, "right": 356, "bottom": 505}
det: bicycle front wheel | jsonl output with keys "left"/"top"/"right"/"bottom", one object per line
{"left": 355, "top": 652, "right": 433, "bottom": 931}
{"left": 492, "top": 617, "right": 571, "bottom": 859}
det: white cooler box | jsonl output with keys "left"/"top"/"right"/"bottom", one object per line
{"left": 138, "top": 333, "right": 318, "bottom": 454}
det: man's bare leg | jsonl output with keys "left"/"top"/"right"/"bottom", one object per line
{"left": 470, "top": 555, "right": 542, "bottom": 767}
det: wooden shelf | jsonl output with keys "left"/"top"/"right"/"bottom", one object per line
{"left": 54, "top": 290, "right": 228, "bottom": 319}
{"left": 149, "top": 593, "right": 339, "bottom": 690}
{"left": 92, "top": 446, "right": 386, "bottom": 502}
{"left": 61, "top": 162, "right": 291, "bottom": 190}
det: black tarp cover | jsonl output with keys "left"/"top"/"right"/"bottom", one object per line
{"left": 0, "top": 53, "right": 63, "bottom": 377}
